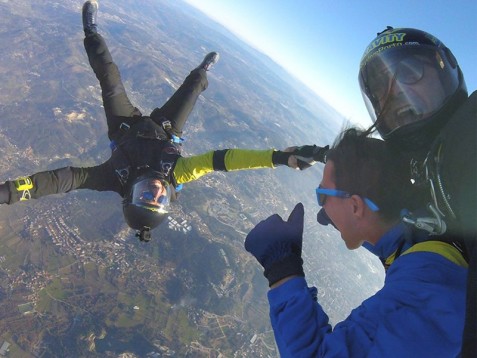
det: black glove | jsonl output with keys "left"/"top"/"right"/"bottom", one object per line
{"left": 291, "top": 145, "right": 329, "bottom": 169}
{"left": 244, "top": 203, "right": 305, "bottom": 286}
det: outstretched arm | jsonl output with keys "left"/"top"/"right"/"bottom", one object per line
{"left": 0, "top": 161, "right": 120, "bottom": 205}
{"left": 173, "top": 149, "right": 275, "bottom": 184}
{"left": 174, "top": 145, "right": 327, "bottom": 184}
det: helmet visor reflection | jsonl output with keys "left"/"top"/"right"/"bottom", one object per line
{"left": 366, "top": 56, "right": 424, "bottom": 102}
{"left": 359, "top": 46, "right": 460, "bottom": 137}
{"left": 131, "top": 178, "right": 170, "bottom": 213}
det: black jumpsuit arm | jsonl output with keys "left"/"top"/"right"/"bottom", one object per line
{"left": 0, "top": 160, "right": 121, "bottom": 205}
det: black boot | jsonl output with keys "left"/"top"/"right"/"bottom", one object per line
{"left": 197, "top": 52, "right": 219, "bottom": 71}
{"left": 82, "top": 0, "right": 98, "bottom": 36}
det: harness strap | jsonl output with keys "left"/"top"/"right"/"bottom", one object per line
{"left": 395, "top": 241, "right": 469, "bottom": 268}
{"left": 383, "top": 240, "right": 406, "bottom": 271}
{"left": 119, "top": 122, "right": 131, "bottom": 132}
{"left": 402, "top": 241, "right": 468, "bottom": 268}
{"left": 161, "top": 119, "right": 172, "bottom": 132}
{"left": 110, "top": 143, "right": 131, "bottom": 184}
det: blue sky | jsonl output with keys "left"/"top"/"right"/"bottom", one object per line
{"left": 185, "top": 0, "right": 477, "bottom": 128}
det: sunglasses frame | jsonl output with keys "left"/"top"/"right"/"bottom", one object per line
{"left": 315, "top": 186, "right": 380, "bottom": 212}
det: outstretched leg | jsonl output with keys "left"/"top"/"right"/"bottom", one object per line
{"left": 82, "top": 1, "right": 141, "bottom": 140}
{"left": 150, "top": 52, "right": 219, "bottom": 138}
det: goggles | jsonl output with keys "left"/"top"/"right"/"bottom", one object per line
{"left": 366, "top": 56, "right": 425, "bottom": 102}
{"left": 131, "top": 178, "right": 170, "bottom": 214}
{"left": 315, "top": 185, "right": 380, "bottom": 212}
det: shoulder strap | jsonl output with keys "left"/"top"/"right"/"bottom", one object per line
{"left": 401, "top": 241, "right": 468, "bottom": 268}
{"left": 110, "top": 137, "right": 182, "bottom": 189}
{"left": 110, "top": 143, "right": 132, "bottom": 185}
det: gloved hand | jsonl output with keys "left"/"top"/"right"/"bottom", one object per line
{"left": 245, "top": 203, "right": 305, "bottom": 286}
{"left": 285, "top": 145, "right": 329, "bottom": 170}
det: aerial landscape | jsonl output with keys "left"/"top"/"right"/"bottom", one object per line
{"left": 0, "top": 0, "right": 384, "bottom": 356}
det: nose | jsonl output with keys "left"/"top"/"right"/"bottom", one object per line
{"left": 385, "top": 77, "right": 403, "bottom": 99}
{"left": 151, "top": 185, "right": 163, "bottom": 199}
{"left": 317, "top": 208, "right": 337, "bottom": 229}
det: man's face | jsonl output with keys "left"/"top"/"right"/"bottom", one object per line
{"left": 320, "top": 161, "right": 364, "bottom": 250}
{"left": 369, "top": 54, "right": 448, "bottom": 137}
{"left": 359, "top": 46, "right": 460, "bottom": 137}
{"left": 135, "top": 179, "right": 167, "bottom": 207}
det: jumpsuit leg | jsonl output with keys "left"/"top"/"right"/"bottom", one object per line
{"left": 150, "top": 68, "right": 209, "bottom": 138}
{"left": 83, "top": 33, "right": 142, "bottom": 140}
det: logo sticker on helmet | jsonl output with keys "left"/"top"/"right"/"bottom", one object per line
{"left": 364, "top": 33, "right": 406, "bottom": 56}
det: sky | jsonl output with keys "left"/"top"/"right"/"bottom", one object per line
{"left": 185, "top": 0, "right": 477, "bottom": 128}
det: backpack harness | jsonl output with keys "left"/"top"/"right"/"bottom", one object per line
{"left": 109, "top": 117, "right": 184, "bottom": 194}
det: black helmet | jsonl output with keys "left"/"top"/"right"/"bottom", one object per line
{"left": 359, "top": 27, "right": 468, "bottom": 152}
{"left": 122, "top": 171, "right": 171, "bottom": 235}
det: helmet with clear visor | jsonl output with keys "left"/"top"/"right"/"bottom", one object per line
{"left": 123, "top": 172, "right": 171, "bottom": 232}
{"left": 359, "top": 27, "right": 467, "bottom": 151}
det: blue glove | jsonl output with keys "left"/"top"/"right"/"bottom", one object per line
{"left": 245, "top": 203, "right": 305, "bottom": 286}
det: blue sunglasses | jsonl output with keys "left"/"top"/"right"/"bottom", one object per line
{"left": 143, "top": 191, "right": 168, "bottom": 204}
{"left": 315, "top": 185, "right": 379, "bottom": 212}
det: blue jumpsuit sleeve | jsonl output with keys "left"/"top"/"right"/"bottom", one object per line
{"left": 268, "top": 254, "right": 467, "bottom": 358}
{"left": 268, "top": 277, "right": 332, "bottom": 357}
{"left": 268, "top": 277, "right": 375, "bottom": 357}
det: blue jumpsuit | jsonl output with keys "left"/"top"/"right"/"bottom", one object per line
{"left": 268, "top": 224, "right": 467, "bottom": 357}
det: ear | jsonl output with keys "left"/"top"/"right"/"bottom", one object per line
{"left": 350, "top": 195, "right": 367, "bottom": 218}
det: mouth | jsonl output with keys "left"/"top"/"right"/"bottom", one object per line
{"left": 396, "top": 106, "right": 414, "bottom": 117}
{"left": 393, "top": 105, "right": 424, "bottom": 128}
{"left": 397, "top": 105, "right": 418, "bottom": 117}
